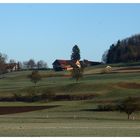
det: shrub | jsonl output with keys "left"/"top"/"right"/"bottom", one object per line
{"left": 97, "top": 104, "right": 117, "bottom": 111}
{"left": 40, "top": 89, "right": 56, "bottom": 101}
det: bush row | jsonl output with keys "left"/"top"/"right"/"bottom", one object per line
{"left": 54, "top": 94, "right": 97, "bottom": 101}
{"left": 0, "top": 92, "right": 97, "bottom": 102}
{"left": 96, "top": 104, "right": 118, "bottom": 111}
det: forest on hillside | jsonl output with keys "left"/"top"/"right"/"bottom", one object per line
{"left": 103, "top": 34, "right": 140, "bottom": 63}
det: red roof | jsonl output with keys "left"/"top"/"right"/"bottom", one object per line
{"left": 53, "top": 59, "right": 71, "bottom": 65}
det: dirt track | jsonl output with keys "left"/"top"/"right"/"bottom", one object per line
{"left": 0, "top": 105, "right": 58, "bottom": 115}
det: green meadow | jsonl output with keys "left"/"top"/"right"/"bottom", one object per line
{"left": 0, "top": 64, "right": 140, "bottom": 136}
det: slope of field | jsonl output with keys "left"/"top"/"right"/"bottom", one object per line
{"left": 0, "top": 100, "right": 140, "bottom": 136}
{"left": 0, "top": 64, "right": 140, "bottom": 136}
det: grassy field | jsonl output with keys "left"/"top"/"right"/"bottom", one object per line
{"left": 0, "top": 64, "right": 140, "bottom": 136}
{"left": 0, "top": 101, "right": 140, "bottom": 136}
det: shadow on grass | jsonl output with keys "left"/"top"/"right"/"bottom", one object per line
{"left": 81, "top": 109, "right": 113, "bottom": 112}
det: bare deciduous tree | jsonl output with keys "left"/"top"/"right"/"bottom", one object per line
{"left": 28, "top": 70, "right": 42, "bottom": 87}
{"left": 117, "top": 97, "right": 139, "bottom": 120}
{"left": 27, "top": 59, "right": 36, "bottom": 69}
{"left": 9, "top": 59, "right": 16, "bottom": 64}
{"left": 0, "top": 52, "right": 7, "bottom": 75}
{"left": 37, "top": 60, "right": 48, "bottom": 69}
{"left": 71, "top": 66, "right": 84, "bottom": 82}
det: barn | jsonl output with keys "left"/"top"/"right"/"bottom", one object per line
{"left": 52, "top": 59, "right": 81, "bottom": 71}
{"left": 52, "top": 60, "right": 71, "bottom": 71}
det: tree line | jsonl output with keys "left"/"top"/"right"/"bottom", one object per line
{"left": 102, "top": 34, "right": 140, "bottom": 63}
{"left": 0, "top": 52, "right": 48, "bottom": 75}
{"left": 21, "top": 59, "right": 48, "bottom": 70}
{"left": 2, "top": 32, "right": 140, "bottom": 74}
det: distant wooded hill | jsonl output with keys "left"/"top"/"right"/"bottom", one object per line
{"left": 102, "top": 34, "right": 140, "bottom": 63}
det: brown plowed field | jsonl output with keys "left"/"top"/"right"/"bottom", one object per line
{"left": 117, "top": 82, "right": 140, "bottom": 89}
{"left": 0, "top": 105, "right": 58, "bottom": 115}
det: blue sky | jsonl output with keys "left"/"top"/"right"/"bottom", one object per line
{"left": 0, "top": 3, "right": 140, "bottom": 67}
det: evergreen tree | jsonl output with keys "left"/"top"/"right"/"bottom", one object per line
{"left": 104, "top": 34, "right": 140, "bottom": 63}
{"left": 71, "top": 45, "right": 81, "bottom": 61}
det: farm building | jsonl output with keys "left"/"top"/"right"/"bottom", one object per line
{"left": 52, "top": 59, "right": 101, "bottom": 71}
{"left": 5, "top": 63, "right": 20, "bottom": 72}
{"left": 52, "top": 59, "right": 81, "bottom": 71}
{"left": 83, "top": 59, "right": 102, "bottom": 67}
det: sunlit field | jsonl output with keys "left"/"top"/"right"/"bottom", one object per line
{"left": 0, "top": 64, "right": 140, "bottom": 136}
